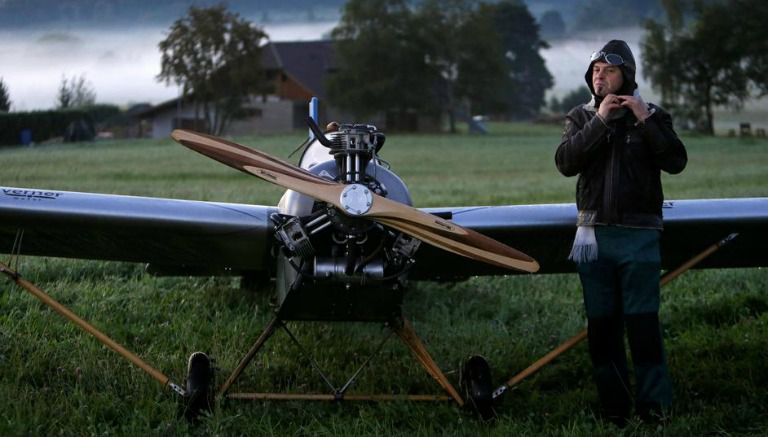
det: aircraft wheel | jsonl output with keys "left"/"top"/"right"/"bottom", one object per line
{"left": 183, "top": 351, "right": 215, "bottom": 423}
{"left": 460, "top": 355, "right": 496, "bottom": 420}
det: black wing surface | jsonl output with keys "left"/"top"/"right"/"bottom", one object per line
{"left": 409, "top": 198, "right": 768, "bottom": 280}
{"left": 0, "top": 187, "right": 276, "bottom": 276}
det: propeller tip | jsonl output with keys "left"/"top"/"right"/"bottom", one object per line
{"left": 170, "top": 129, "right": 188, "bottom": 142}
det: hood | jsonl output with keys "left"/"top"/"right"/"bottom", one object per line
{"left": 584, "top": 39, "right": 637, "bottom": 98}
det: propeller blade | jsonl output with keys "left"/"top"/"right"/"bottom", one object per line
{"left": 172, "top": 129, "right": 539, "bottom": 273}
{"left": 374, "top": 216, "right": 538, "bottom": 273}
{"left": 172, "top": 129, "right": 340, "bottom": 201}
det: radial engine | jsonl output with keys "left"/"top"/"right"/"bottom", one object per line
{"left": 272, "top": 123, "right": 420, "bottom": 321}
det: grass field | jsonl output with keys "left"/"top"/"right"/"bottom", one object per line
{"left": 1, "top": 123, "right": 767, "bottom": 435}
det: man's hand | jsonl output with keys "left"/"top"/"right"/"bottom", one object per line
{"left": 597, "top": 93, "right": 623, "bottom": 119}
{"left": 617, "top": 95, "right": 651, "bottom": 121}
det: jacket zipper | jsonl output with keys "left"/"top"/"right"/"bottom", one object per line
{"left": 603, "top": 129, "right": 619, "bottom": 223}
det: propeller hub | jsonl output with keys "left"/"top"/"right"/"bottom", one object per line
{"left": 340, "top": 184, "right": 373, "bottom": 216}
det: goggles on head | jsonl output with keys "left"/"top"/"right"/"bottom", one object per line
{"left": 590, "top": 51, "right": 624, "bottom": 65}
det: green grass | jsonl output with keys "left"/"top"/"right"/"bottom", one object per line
{"left": 0, "top": 124, "right": 767, "bottom": 435}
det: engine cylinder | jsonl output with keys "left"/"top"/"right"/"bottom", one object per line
{"left": 314, "top": 257, "right": 384, "bottom": 284}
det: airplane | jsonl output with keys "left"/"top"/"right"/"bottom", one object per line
{"left": 1, "top": 110, "right": 767, "bottom": 421}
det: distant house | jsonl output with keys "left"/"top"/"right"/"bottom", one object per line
{"left": 138, "top": 40, "right": 357, "bottom": 139}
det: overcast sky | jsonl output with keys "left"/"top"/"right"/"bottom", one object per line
{"left": 1, "top": 21, "right": 337, "bottom": 111}
{"left": 3, "top": 23, "right": 661, "bottom": 112}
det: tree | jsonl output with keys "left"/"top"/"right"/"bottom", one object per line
{"left": 56, "top": 74, "right": 96, "bottom": 109}
{"left": 418, "top": 0, "right": 510, "bottom": 132}
{"left": 157, "top": 5, "right": 270, "bottom": 135}
{"left": 327, "top": 0, "right": 438, "bottom": 129}
{"left": 328, "top": 0, "right": 552, "bottom": 132}
{"left": 642, "top": 0, "right": 768, "bottom": 134}
{"left": 454, "top": 4, "right": 509, "bottom": 117}
{"left": 486, "top": 0, "right": 553, "bottom": 119}
{"left": 0, "top": 78, "right": 10, "bottom": 112}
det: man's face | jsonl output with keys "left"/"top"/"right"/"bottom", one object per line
{"left": 591, "top": 61, "right": 624, "bottom": 96}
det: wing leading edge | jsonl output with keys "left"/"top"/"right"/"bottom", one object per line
{"left": 0, "top": 187, "right": 277, "bottom": 276}
{"left": 1, "top": 188, "right": 765, "bottom": 280}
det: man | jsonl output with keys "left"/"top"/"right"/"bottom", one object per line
{"left": 555, "top": 40, "right": 687, "bottom": 426}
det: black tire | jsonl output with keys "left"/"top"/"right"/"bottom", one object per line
{"left": 460, "top": 355, "right": 496, "bottom": 420}
{"left": 183, "top": 351, "right": 215, "bottom": 423}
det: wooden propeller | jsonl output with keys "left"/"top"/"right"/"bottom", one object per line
{"left": 171, "top": 129, "right": 539, "bottom": 273}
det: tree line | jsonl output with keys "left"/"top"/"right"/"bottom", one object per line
{"left": 3, "top": 0, "right": 767, "bottom": 137}
{"left": 0, "top": 74, "right": 132, "bottom": 145}
{"left": 326, "top": 0, "right": 551, "bottom": 132}
{"left": 158, "top": 0, "right": 551, "bottom": 134}
{"left": 157, "top": 0, "right": 768, "bottom": 136}
{"left": 0, "top": 73, "right": 101, "bottom": 113}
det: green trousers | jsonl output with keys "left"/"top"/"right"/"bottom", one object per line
{"left": 577, "top": 226, "right": 672, "bottom": 419}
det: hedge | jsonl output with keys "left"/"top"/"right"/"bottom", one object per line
{"left": 0, "top": 105, "right": 120, "bottom": 146}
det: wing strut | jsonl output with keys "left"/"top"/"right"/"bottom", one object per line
{"left": 0, "top": 262, "right": 188, "bottom": 397}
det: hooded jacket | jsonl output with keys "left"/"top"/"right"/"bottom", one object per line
{"left": 555, "top": 40, "right": 687, "bottom": 229}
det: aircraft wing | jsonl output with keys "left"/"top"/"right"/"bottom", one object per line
{"left": 409, "top": 198, "right": 768, "bottom": 280}
{"left": 1, "top": 187, "right": 765, "bottom": 280}
{"left": 0, "top": 187, "right": 277, "bottom": 276}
